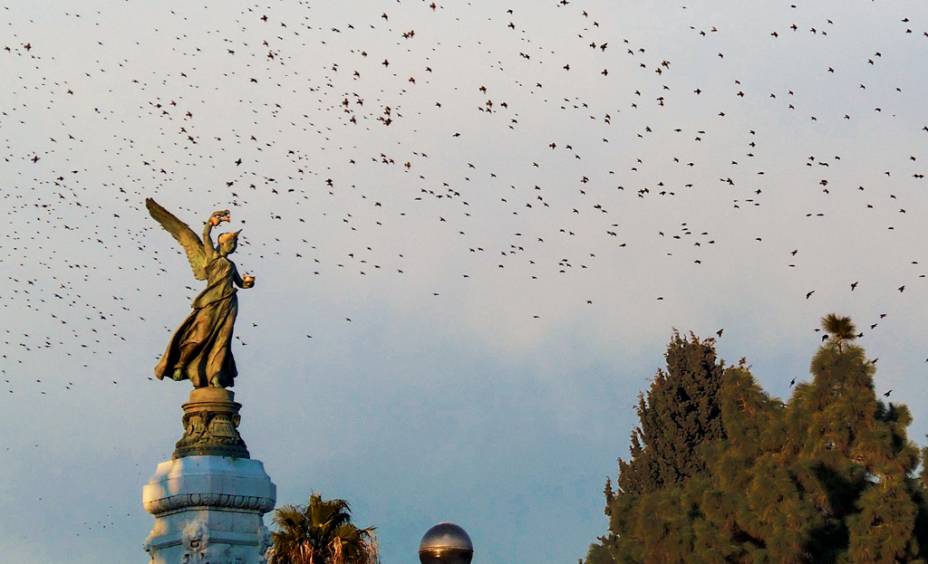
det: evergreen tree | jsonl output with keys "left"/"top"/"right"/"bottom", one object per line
{"left": 585, "top": 315, "right": 928, "bottom": 564}
{"left": 786, "top": 316, "right": 923, "bottom": 561}
{"left": 587, "top": 331, "right": 727, "bottom": 562}
{"left": 617, "top": 331, "right": 727, "bottom": 495}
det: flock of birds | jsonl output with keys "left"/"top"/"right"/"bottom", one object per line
{"left": 0, "top": 0, "right": 926, "bottom": 556}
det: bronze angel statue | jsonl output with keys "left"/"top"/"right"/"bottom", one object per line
{"left": 145, "top": 198, "right": 255, "bottom": 388}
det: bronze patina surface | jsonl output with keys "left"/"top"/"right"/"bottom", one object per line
{"left": 173, "top": 387, "right": 250, "bottom": 459}
{"left": 145, "top": 198, "right": 255, "bottom": 389}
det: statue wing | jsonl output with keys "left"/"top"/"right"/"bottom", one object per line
{"left": 145, "top": 198, "right": 208, "bottom": 280}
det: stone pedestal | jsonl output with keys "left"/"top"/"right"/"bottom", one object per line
{"left": 143, "top": 389, "right": 276, "bottom": 564}
{"left": 174, "top": 387, "right": 250, "bottom": 459}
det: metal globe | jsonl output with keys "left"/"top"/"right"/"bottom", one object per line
{"left": 418, "top": 522, "right": 474, "bottom": 564}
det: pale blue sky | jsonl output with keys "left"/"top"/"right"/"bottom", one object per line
{"left": 1, "top": 1, "right": 927, "bottom": 562}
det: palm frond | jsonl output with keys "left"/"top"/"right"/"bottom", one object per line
{"left": 821, "top": 313, "right": 857, "bottom": 341}
{"left": 269, "top": 492, "right": 378, "bottom": 564}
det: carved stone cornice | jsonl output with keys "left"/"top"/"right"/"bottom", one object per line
{"left": 144, "top": 492, "right": 276, "bottom": 515}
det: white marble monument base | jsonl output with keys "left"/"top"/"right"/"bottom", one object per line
{"left": 143, "top": 456, "right": 276, "bottom": 564}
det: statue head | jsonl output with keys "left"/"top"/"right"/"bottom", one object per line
{"left": 217, "top": 230, "right": 240, "bottom": 256}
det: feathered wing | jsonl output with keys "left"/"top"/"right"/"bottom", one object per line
{"left": 145, "top": 198, "right": 208, "bottom": 280}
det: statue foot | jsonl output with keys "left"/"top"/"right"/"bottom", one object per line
{"left": 172, "top": 367, "right": 185, "bottom": 381}
{"left": 209, "top": 376, "right": 222, "bottom": 388}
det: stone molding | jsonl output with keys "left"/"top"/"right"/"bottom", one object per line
{"left": 145, "top": 492, "right": 276, "bottom": 515}
{"left": 146, "top": 527, "right": 269, "bottom": 551}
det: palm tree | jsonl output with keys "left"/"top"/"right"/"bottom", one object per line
{"left": 266, "top": 493, "right": 379, "bottom": 564}
{"left": 821, "top": 313, "right": 857, "bottom": 350}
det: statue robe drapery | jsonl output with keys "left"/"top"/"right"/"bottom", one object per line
{"left": 153, "top": 252, "right": 246, "bottom": 388}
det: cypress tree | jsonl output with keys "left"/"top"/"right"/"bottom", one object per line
{"left": 587, "top": 331, "right": 727, "bottom": 562}
{"left": 617, "top": 331, "right": 726, "bottom": 495}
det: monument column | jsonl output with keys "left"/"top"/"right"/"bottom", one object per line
{"left": 142, "top": 388, "right": 276, "bottom": 563}
{"left": 142, "top": 199, "right": 275, "bottom": 563}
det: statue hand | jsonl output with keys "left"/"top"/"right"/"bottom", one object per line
{"left": 210, "top": 209, "right": 231, "bottom": 225}
{"left": 242, "top": 274, "right": 255, "bottom": 288}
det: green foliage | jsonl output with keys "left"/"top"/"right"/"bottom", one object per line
{"left": 617, "top": 331, "right": 726, "bottom": 495}
{"left": 267, "top": 492, "right": 379, "bottom": 564}
{"left": 821, "top": 314, "right": 858, "bottom": 344}
{"left": 585, "top": 315, "right": 928, "bottom": 564}
{"left": 847, "top": 479, "right": 921, "bottom": 563}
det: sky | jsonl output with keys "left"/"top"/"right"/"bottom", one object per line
{"left": 1, "top": 0, "right": 927, "bottom": 562}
